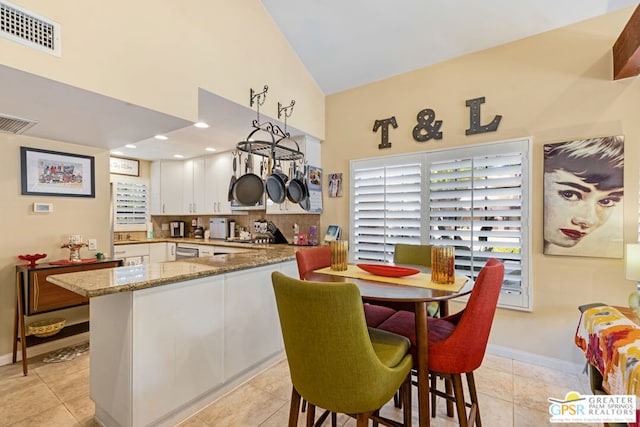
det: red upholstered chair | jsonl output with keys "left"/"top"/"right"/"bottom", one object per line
{"left": 376, "top": 258, "right": 505, "bottom": 427}
{"left": 295, "top": 247, "right": 396, "bottom": 327}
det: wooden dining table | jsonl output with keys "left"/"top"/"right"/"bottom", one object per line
{"left": 305, "top": 264, "right": 472, "bottom": 427}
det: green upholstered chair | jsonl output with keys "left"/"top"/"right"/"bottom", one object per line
{"left": 271, "top": 271, "right": 413, "bottom": 427}
{"left": 393, "top": 243, "right": 440, "bottom": 317}
{"left": 393, "top": 243, "right": 432, "bottom": 268}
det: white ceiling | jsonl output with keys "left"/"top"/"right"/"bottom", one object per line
{"left": 1, "top": 0, "right": 637, "bottom": 161}
{"left": 262, "top": 0, "right": 639, "bottom": 94}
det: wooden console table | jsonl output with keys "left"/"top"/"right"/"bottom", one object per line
{"left": 13, "top": 259, "right": 121, "bottom": 375}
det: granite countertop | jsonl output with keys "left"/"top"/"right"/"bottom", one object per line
{"left": 113, "top": 237, "right": 272, "bottom": 249}
{"left": 47, "top": 244, "right": 302, "bottom": 298}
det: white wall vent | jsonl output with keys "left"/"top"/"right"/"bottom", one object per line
{"left": 0, "top": 113, "right": 37, "bottom": 134}
{"left": 0, "top": 1, "right": 61, "bottom": 56}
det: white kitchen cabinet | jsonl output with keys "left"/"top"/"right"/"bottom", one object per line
{"left": 224, "top": 264, "right": 284, "bottom": 381}
{"left": 113, "top": 244, "right": 150, "bottom": 265}
{"left": 89, "top": 261, "right": 289, "bottom": 427}
{"left": 149, "top": 242, "right": 176, "bottom": 262}
{"left": 204, "top": 153, "right": 233, "bottom": 214}
{"left": 183, "top": 158, "right": 206, "bottom": 214}
{"left": 150, "top": 160, "right": 184, "bottom": 215}
{"left": 91, "top": 274, "right": 225, "bottom": 427}
{"left": 197, "top": 245, "right": 214, "bottom": 257}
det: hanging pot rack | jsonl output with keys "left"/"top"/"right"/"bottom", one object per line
{"left": 236, "top": 86, "right": 304, "bottom": 162}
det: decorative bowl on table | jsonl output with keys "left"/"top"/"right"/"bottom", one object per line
{"left": 18, "top": 253, "right": 47, "bottom": 267}
{"left": 27, "top": 318, "right": 66, "bottom": 337}
{"left": 357, "top": 264, "right": 420, "bottom": 277}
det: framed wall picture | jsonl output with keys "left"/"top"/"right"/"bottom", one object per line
{"left": 328, "top": 173, "right": 343, "bottom": 197}
{"left": 543, "top": 136, "right": 624, "bottom": 258}
{"left": 20, "top": 147, "right": 95, "bottom": 198}
{"left": 110, "top": 156, "right": 139, "bottom": 176}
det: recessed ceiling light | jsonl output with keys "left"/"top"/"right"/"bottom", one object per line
{"left": 194, "top": 122, "right": 209, "bottom": 128}
{"left": 125, "top": 144, "right": 136, "bottom": 149}
{"left": 173, "top": 154, "right": 184, "bottom": 158}
{"left": 155, "top": 135, "right": 168, "bottom": 140}
{"left": 205, "top": 147, "right": 216, "bottom": 152}
{"left": 111, "top": 151, "right": 124, "bottom": 156}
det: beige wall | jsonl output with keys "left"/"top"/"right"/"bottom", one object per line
{"left": 1, "top": 0, "right": 325, "bottom": 139}
{"left": 0, "top": 135, "right": 112, "bottom": 356}
{"left": 0, "top": 1, "right": 324, "bottom": 358}
{"left": 322, "top": 7, "right": 639, "bottom": 367}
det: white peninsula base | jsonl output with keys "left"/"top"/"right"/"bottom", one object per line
{"left": 89, "top": 261, "right": 297, "bottom": 427}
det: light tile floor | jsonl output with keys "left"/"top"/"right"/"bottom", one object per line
{"left": 0, "top": 348, "right": 598, "bottom": 426}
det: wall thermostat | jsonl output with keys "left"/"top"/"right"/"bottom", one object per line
{"left": 33, "top": 203, "right": 53, "bottom": 213}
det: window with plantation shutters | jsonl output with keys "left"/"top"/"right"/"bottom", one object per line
{"left": 114, "top": 181, "right": 148, "bottom": 231}
{"left": 427, "top": 139, "right": 530, "bottom": 310}
{"left": 351, "top": 156, "right": 424, "bottom": 263}
{"left": 349, "top": 138, "right": 531, "bottom": 310}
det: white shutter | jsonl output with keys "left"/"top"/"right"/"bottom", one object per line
{"left": 428, "top": 139, "right": 530, "bottom": 309}
{"left": 349, "top": 139, "right": 531, "bottom": 310}
{"left": 351, "top": 157, "right": 423, "bottom": 263}
{"left": 114, "top": 181, "right": 148, "bottom": 231}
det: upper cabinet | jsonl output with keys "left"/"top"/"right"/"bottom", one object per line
{"left": 150, "top": 160, "right": 184, "bottom": 215}
{"left": 183, "top": 158, "right": 206, "bottom": 215}
{"left": 150, "top": 136, "right": 320, "bottom": 216}
{"left": 151, "top": 153, "right": 234, "bottom": 216}
{"left": 204, "top": 153, "right": 233, "bottom": 215}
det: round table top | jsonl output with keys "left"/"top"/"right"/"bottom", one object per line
{"left": 304, "top": 268, "right": 473, "bottom": 303}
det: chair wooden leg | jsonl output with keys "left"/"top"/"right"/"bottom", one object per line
{"left": 306, "top": 403, "right": 316, "bottom": 427}
{"left": 331, "top": 411, "right": 337, "bottom": 427}
{"left": 466, "top": 372, "right": 481, "bottom": 427}
{"left": 394, "top": 390, "right": 402, "bottom": 408}
{"left": 430, "top": 373, "right": 437, "bottom": 417}
{"left": 356, "top": 412, "right": 370, "bottom": 427}
{"left": 289, "top": 387, "right": 302, "bottom": 427}
{"left": 445, "top": 376, "right": 454, "bottom": 417}
{"left": 302, "top": 398, "right": 307, "bottom": 412}
{"left": 402, "top": 373, "right": 412, "bottom": 427}
{"left": 451, "top": 374, "right": 468, "bottom": 427}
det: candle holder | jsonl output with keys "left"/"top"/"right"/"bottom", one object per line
{"left": 61, "top": 241, "right": 88, "bottom": 262}
{"left": 330, "top": 240, "right": 348, "bottom": 271}
{"left": 431, "top": 246, "right": 455, "bottom": 284}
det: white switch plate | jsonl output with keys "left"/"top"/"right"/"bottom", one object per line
{"left": 69, "top": 234, "right": 82, "bottom": 244}
{"left": 88, "top": 239, "right": 97, "bottom": 250}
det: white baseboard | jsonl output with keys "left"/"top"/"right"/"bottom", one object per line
{"left": 0, "top": 332, "right": 90, "bottom": 367}
{"left": 487, "top": 344, "right": 585, "bottom": 374}
{"left": 0, "top": 336, "right": 584, "bottom": 378}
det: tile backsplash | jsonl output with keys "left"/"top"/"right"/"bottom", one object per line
{"left": 149, "top": 212, "right": 320, "bottom": 243}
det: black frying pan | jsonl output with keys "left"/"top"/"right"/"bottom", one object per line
{"left": 265, "top": 161, "right": 288, "bottom": 204}
{"left": 297, "top": 164, "right": 311, "bottom": 210}
{"left": 233, "top": 154, "right": 264, "bottom": 205}
{"left": 286, "top": 162, "right": 306, "bottom": 203}
{"left": 228, "top": 152, "right": 238, "bottom": 201}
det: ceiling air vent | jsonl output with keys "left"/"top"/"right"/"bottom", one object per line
{"left": 0, "top": 1, "right": 60, "bottom": 56}
{"left": 0, "top": 114, "right": 37, "bottom": 134}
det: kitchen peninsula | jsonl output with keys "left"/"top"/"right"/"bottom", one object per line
{"left": 47, "top": 245, "right": 301, "bottom": 427}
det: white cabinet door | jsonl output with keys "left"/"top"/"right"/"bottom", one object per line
{"left": 113, "top": 244, "right": 150, "bottom": 258}
{"left": 150, "top": 160, "right": 184, "bottom": 215}
{"left": 205, "top": 153, "right": 233, "bottom": 215}
{"left": 166, "top": 242, "right": 176, "bottom": 261}
{"left": 132, "top": 275, "right": 225, "bottom": 426}
{"left": 224, "top": 265, "right": 283, "bottom": 381}
{"left": 198, "top": 245, "right": 214, "bottom": 257}
{"left": 149, "top": 243, "right": 171, "bottom": 263}
{"left": 183, "top": 159, "right": 206, "bottom": 214}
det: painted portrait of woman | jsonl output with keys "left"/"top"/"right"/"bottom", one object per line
{"left": 543, "top": 136, "right": 624, "bottom": 258}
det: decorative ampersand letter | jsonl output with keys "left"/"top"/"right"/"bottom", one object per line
{"left": 465, "top": 97, "right": 502, "bottom": 135}
{"left": 412, "top": 108, "right": 443, "bottom": 142}
{"left": 373, "top": 116, "right": 398, "bottom": 149}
